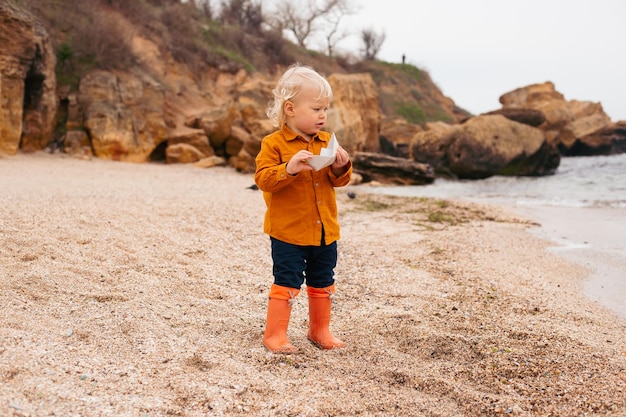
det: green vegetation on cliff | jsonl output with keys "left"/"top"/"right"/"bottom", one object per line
{"left": 18, "top": 0, "right": 470, "bottom": 124}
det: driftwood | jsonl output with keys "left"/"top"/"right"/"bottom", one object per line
{"left": 352, "top": 152, "right": 435, "bottom": 185}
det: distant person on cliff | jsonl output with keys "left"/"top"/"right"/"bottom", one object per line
{"left": 254, "top": 63, "right": 352, "bottom": 354}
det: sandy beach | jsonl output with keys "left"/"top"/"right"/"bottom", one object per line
{"left": 1, "top": 152, "right": 625, "bottom": 416}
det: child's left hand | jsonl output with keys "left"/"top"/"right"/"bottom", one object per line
{"left": 331, "top": 146, "right": 350, "bottom": 175}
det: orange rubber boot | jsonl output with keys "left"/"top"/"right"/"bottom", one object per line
{"left": 307, "top": 285, "right": 345, "bottom": 350}
{"left": 262, "top": 284, "right": 300, "bottom": 354}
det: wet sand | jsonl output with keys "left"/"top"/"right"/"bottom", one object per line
{"left": 516, "top": 205, "right": 626, "bottom": 321}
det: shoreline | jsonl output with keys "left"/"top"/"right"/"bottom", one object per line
{"left": 351, "top": 181, "right": 626, "bottom": 324}
{"left": 514, "top": 205, "right": 626, "bottom": 322}
{"left": 1, "top": 153, "right": 625, "bottom": 416}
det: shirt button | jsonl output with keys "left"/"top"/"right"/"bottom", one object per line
{"left": 316, "top": 220, "right": 321, "bottom": 224}
{"left": 315, "top": 182, "right": 319, "bottom": 187}
{"left": 280, "top": 174, "right": 285, "bottom": 178}
{"left": 317, "top": 200, "right": 321, "bottom": 204}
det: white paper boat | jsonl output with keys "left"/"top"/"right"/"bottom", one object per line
{"left": 306, "top": 133, "right": 338, "bottom": 171}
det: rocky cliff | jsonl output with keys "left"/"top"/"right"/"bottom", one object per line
{"left": 0, "top": 1, "right": 466, "bottom": 172}
{"left": 0, "top": 2, "right": 56, "bottom": 155}
{"left": 1, "top": 1, "right": 624, "bottom": 183}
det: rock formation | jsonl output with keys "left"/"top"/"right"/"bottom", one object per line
{"left": 411, "top": 115, "right": 560, "bottom": 179}
{"left": 78, "top": 70, "right": 169, "bottom": 162}
{"left": 326, "top": 73, "right": 381, "bottom": 153}
{"left": 2, "top": 2, "right": 624, "bottom": 185}
{"left": 0, "top": 3, "right": 57, "bottom": 155}
{"left": 498, "top": 81, "right": 623, "bottom": 156}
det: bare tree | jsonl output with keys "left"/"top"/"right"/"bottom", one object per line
{"left": 360, "top": 27, "right": 385, "bottom": 60}
{"left": 220, "top": 0, "right": 263, "bottom": 31}
{"left": 322, "top": 0, "right": 353, "bottom": 57}
{"left": 271, "top": 0, "right": 351, "bottom": 50}
{"left": 196, "top": 0, "right": 213, "bottom": 19}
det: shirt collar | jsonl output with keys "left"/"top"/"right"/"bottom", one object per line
{"left": 281, "top": 124, "right": 328, "bottom": 143}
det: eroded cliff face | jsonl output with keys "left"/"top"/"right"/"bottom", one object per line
{"left": 0, "top": 2, "right": 438, "bottom": 170}
{"left": 2, "top": 2, "right": 623, "bottom": 182}
{"left": 0, "top": 2, "right": 57, "bottom": 156}
{"left": 0, "top": 2, "right": 386, "bottom": 171}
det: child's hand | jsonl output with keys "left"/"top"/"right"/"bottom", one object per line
{"left": 286, "top": 150, "right": 313, "bottom": 175}
{"left": 331, "top": 146, "right": 350, "bottom": 168}
{"left": 331, "top": 146, "right": 350, "bottom": 176}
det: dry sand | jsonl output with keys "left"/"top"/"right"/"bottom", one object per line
{"left": 1, "top": 152, "right": 625, "bottom": 417}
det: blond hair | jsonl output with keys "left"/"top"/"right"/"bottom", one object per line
{"left": 266, "top": 63, "right": 333, "bottom": 127}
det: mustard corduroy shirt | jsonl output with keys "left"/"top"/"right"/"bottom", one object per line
{"left": 254, "top": 124, "right": 352, "bottom": 246}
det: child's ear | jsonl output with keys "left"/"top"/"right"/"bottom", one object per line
{"left": 284, "top": 100, "right": 295, "bottom": 116}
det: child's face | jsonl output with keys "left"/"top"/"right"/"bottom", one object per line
{"left": 285, "top": 86, "right": 330, "bottom": 139}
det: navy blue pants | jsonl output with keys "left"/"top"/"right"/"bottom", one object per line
{"left": 270, "top": 237, "right": 337, "bottom": 289}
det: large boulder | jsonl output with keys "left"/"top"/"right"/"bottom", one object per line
{"left": 447, "top": 115, "right": 560, "bottom": 178}
{"left": 576, "top": 121, "right": 626, "bottom": 155}
{"left": 166, "top": 126, "right": 214, "bottom": 160}
{"left": 499, "top": 81, "right": 565, "bottom": 110}
{"left": 0, "top": 3, "right": 57, "bottom": 155}
{"left": 556, "top": 113, "right": 613, "bottom": 154}
{"left": 166, "top": 143, "right": 205, "bottom": 164}
{"left": 411, "top": 121, "right": 456, "bottom": 174}
{"left": 380, "top": 117, "right": 424, "bottom": 158}
{"left": 410, "top": 116, "right": 560, "bottom": 180}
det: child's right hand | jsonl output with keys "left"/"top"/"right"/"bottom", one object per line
{"left": 286, "top": 150, "right": 314, "bottom": 175}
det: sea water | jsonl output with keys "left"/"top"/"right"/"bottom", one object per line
{"left": 351, "top": 153, "right": 626, "bottom": 321}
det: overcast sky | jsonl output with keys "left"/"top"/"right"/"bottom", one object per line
{"left": 338, "top": 0, "right": 625, "bottom": 121}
